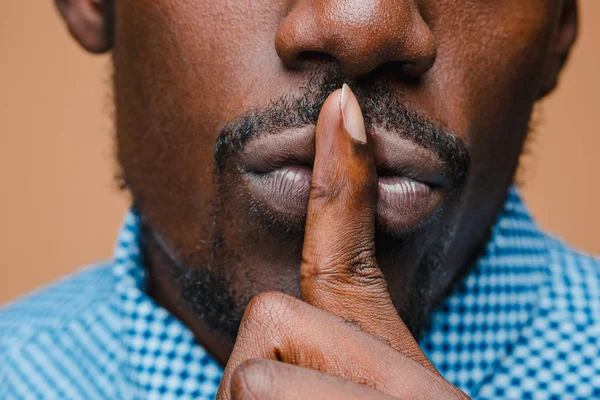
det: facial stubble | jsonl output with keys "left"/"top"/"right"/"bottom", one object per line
{"left": 135, "top": 73, "right": 471, "bottom": 344}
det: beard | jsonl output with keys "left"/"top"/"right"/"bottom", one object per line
{"left": 135, "top": 70, "right": 471, "bottom": 344}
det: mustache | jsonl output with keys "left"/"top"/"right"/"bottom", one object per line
{"left": 214, "top": 73, "right": 471, "bottom": 187}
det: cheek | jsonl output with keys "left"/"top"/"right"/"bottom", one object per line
{"left": 115, "top": 0, "right": 287, "bottom": 129}
{"left": 113, "top": 1, "right": 292, "bottom": 233}
{"left": 114, "top": 0, "right": 321, "bottom": 271}
{"left": 423, "top": 1, "right": 556, "bottom": 169}
{"left": 112, "top": 0, "right": 287, "bottom": 252}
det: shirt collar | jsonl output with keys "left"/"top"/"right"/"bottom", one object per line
{"left": 420, "top": 187, "right": 552, "bottom": 396}
{"left": 111, "top": 187, "right": 550, "bottom": 398}
{"left": 113, "top": 213, "right": 223, "bottom": 399}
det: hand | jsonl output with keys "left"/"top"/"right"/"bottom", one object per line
{"left": 216, "top": 85, "right": 469, "bottom": 400}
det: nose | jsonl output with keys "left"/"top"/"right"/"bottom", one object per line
{"left": 275, "top": 0, "right": 437, "bottom": 78}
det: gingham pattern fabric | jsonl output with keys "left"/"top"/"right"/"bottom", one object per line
{"left": 1, "top": 187, "right": 600, "bottom": 399}
{"left": 0, "top": 213, "right": 222, "bottom": 400}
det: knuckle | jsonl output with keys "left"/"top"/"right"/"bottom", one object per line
{"left": 309, "top": 175, "right": 343, "bottom": 202}
{"left": 346, "top": 245, "right": 379, "bottom": 278}
{"left": 241, "top": 291, "right": 300, "bottom": 334}
{"left": 304, "top": 242, "right": 385, "bottom": 289}
{"left": 231, "top": 359, "right": 274, "bottom": 400}
{"left": 310, "top": 169, "right": 375, "bottom": 204}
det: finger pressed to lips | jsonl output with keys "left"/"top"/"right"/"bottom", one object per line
{"left": 216, "top": 87, "right": 454, "bottom": 400}
{"left": 239, "top": 99, "right": 447, "bottom": 232}
{"left": 299, "top": 85, "right": 435, "bottom": 369}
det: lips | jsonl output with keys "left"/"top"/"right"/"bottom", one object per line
{"left": 239, "top": 125, "right": 448, "bottom": 232}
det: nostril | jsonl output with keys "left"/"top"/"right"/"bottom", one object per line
{"left": 298, "top": 51, "right": 337, "bottom": 63}
{"left": 275, "top": 0, "right": 436, "bottom": 79}
{"left": 289, "top": 51, "right": 338, "bottom": 70}
{"left": 398, "top": 62, "right": 430, "bottom": 81}
{"left": 363, "top": 62, "right": 425, "bottom": 85}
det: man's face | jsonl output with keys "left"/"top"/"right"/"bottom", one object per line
{"left": 106, "top": 0, "right": 573, "bottom": 339}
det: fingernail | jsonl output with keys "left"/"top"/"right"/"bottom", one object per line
{"left": 340, "top": 83, "right": 367, "bottom": 144}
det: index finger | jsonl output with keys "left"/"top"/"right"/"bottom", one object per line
{"left": 300, "top": 84, "right": 434, "bottom": 370}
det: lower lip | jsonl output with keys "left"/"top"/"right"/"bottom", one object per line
{"left": 243, "top": 165, "right": 443, "bottom": 232}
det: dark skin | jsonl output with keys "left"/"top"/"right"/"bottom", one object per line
{"left": 57, "top": 0, "right": 577, "bottom": 398}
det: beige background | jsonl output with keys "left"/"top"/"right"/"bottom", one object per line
{"left": 1, "top": 3, "right": 598, "bottom": 304}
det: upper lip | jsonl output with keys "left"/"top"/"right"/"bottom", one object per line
{"left": 239, "top": 125, "right": 450, "bottom": 188}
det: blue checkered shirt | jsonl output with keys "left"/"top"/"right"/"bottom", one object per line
{"left": 2, "top": 188, "right": 600, "bottom": 399}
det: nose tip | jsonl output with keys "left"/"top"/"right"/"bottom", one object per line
{"left": 275, "top": 0, "right": 437, "bottom": 78}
